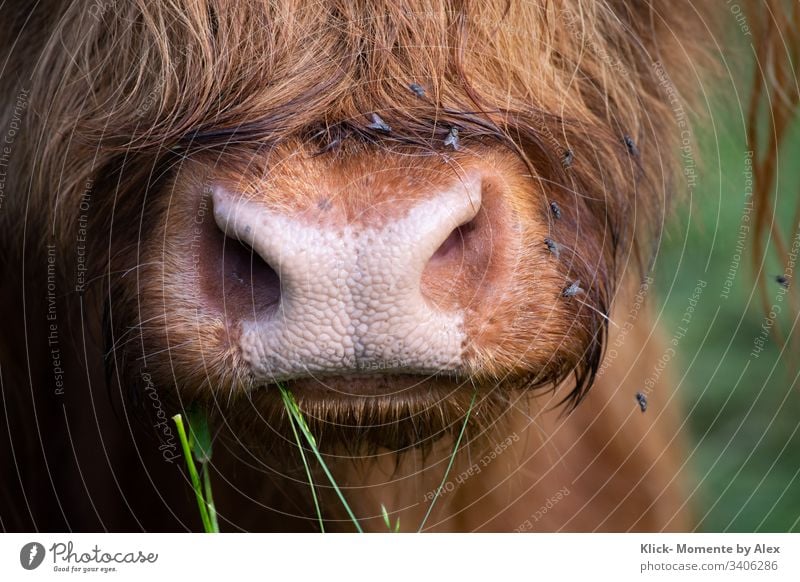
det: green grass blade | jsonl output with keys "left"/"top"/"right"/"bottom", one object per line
{"left": 187, "top": 404, "right": 213, "bottom": 464}
{"left": 278, "top": 384, "right": 363, "bottom": 533}
{"left": 381, "top": 504, "right": 392, "bottom": 530}
{"left": 417, "top": 388, "right": 477, "bottom": 532}
{"left": 172, "top": 413, "right": 213, "bottom": 532}
{"left": 285, "top": 403, "right": 326, "bottom": 532}
{"left": 380, "top": 504, "right": 401, "bottom": 532}
{"left": 202, "top": 464, "right": 219, "bottom": 533}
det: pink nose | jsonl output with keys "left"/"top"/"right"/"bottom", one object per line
{"left": 210, "top": 173, "right": 495, "bottom": 382}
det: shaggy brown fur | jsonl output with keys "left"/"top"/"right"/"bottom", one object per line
{"left": 0, "top": 0, "right": 795, "bottom": 531}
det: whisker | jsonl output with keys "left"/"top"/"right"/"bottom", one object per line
{"left": 571, "top": 297, "right": 618, "bottom": 328}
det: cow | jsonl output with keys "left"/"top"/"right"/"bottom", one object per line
{"left": 0, "top": 0, "right": 794, "bottom": 532}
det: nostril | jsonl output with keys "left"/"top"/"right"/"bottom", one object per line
{"left": 208, "top": 187, "right": 284, "bottom": 317}
{"left": 419, "top": 176, "right": 511, "bottom": 314}
{"left": 421, "top": 213, "right": 487, "bottom": 312}
{"left": 220, "top": 233, "right": 282, "bottom": 314}
{"left": 431, "top": 219, "right": 477, "bottom": 262}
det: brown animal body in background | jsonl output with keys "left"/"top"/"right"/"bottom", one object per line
{"left": 0, "top": 1, "right": 791, "bottom": 531}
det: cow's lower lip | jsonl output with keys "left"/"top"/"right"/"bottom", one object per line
{"left": 231, "top": 372, "right": 510, "bottom": 451}
{"left": 266, "top": 373, "right": 466, "bottom": 397}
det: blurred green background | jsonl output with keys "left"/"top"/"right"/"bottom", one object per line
{"left": 652, "top": 38, "right": 800, "bottom": 532}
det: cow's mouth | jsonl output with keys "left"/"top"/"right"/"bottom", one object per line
{"left": 216, "top": 370, "right": 513, "bottom": 453}
{"left": 262, "top": 372, "right": 468, "bottom": 397}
